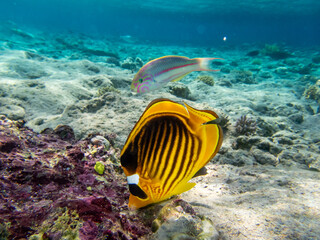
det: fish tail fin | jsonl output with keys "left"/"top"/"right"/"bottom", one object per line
{"left": 197, "top": 58, "right": 223, "bottom": 71}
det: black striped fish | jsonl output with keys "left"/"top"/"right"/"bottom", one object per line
{"left": 120, "top": 98, "right": 223, "bottom": 209}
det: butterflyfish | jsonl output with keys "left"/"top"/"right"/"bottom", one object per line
{"left": 131, "top": 55, "right": 221, "bottom": 93}
{"left": 120, "top": 98, "right": 223, "bottom": 209}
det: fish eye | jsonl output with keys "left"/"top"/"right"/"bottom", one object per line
{"left": 139, "top": 78, "right": 143, "bottom": 83}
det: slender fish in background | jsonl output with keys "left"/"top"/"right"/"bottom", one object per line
{"left": 131, "top": 55, "right": 221, "bottom": 93}
{"left": 120, "top": 98, "right": 223, "bottom": 209}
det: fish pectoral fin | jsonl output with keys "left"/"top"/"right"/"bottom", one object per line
{"left": 172, "top": 72, "right": 191, "bottom": 82}
{"left": 192, "top": 167, "right": 208, "bottom": 178}
{"left": 171, "top": 182, "right": 196, "bottom": 196}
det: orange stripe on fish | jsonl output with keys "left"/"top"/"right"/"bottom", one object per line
{"left": 131, "top": 55, "right": 221, "bottom": 93}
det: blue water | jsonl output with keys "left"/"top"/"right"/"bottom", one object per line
{"left": 1, "top": 0, "right": 319, "bottom": 47}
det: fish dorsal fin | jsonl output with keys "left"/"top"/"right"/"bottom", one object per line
{"left": 183, "top": 102, "right": 223, "bottom": 170}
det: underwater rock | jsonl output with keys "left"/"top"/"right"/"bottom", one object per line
{"left": 303, "top": 82, "right": 320, "bottom": 101}
{"left": 151, "top": 200, "right": 219, "bottom": 240}
{"left": 252, "top": 148, "right": 278, "bottom": 166}
{"left": 289, "top": 63, "right": 314, "bottom": 75}
{"left": 121, "top": 57, "right": 137, "bottom": 71}
{"left": 168, "top": 82, "right": 193, "bottom": 100}
{"left": 82, "top": 75, "right": 113, "bottom": 88}
{"left": 306, "top": 155, "right": 320, "bottom": 171}
{"left": 215, "top": 149, "right": 254, "bottom": 166}
{"left": 0, "top": 115, "right": 151, "bottom": 239}
{"left": 109, "top": 76, "right": 132, "bottom": 89}
{"left": 90, "top": 135, "right": 110, "bottom": 149}
{"left": 259, "top": 71, "right": 272, "bottom": 79}
{"left": 312, "top": 55, "right": 320, "bottom": 64}
{"left": 217, "top": 78, "right": 232, "bottom": 87}
{"left": 246, "top": 50, "right": 260, "bottom": 57}
{"left": 220, "top": 66, "right": 231, "bottom": 73}
{"left": 0, "top": 104, "right": 25, "bottom": 120}
{"left": 106, "top": 57, "right": 121, "bottom": 66}
{"left": 82, "top": 48, "right": 119, "bottom": 58}
{"left": 232, "top": 135, "right": 262, "bottom": 150}
{"left": 288, "top": 113, "right": 304, "bottom": 124}
{"left": 233, "top": 69, "right": 257, "bottom": 84}
{"left": 262, "top": 44, "right": 292, "bottom": 60}
{"left": 274, "top": 67, "right": 288, "bottom": 76}
{"left": 53, "top": 124, "right": 75, "bottom": 141}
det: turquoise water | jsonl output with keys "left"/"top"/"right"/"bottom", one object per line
{"left": 1, "top": 0, "right": 319, "bottom": 46}
{"left": 1, "top": 1, "right": 320, "bottom": 239}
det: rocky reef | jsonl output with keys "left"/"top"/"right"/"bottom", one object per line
{"left": 0, "top": 115, "right": 151, "bottom": 239}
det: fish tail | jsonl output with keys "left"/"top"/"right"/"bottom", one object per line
{"left": 197, "top": 58, "right": 222, "bottom": 71}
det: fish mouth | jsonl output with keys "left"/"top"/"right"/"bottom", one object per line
{"left": 130, "top": 84, "right": 136, "bottom": 91}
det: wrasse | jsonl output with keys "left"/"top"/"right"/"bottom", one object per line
{"left": 120, "top": 98, "right": 223, "bottom": 209}
{"left": 131, "top": 55, "right": 220, "bottom": 93}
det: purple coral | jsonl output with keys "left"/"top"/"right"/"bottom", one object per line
{"left": 0, "top": 116, "right": 151, "bottom": 239}
{"left": 235, "top": 115, "right": 257, "bottom": 136}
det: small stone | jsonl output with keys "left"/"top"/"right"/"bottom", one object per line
{"left": 91, "top": 136, "right": 110, "bottom": 150}
{"left": 168, "top": 83, "right": 192, "bottom": 100}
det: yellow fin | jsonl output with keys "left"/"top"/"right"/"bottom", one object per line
{"left": 170, "top": 182, "right": 196, "bottom": 196}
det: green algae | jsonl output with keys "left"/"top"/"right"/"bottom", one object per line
{"left": 97, "top": 86, "right": 120, "bottom": 96}
{"left": 94, "top": 161, "right": 105, "bottom": 175}
{"left": 196, "top": 75, "right": 215, "bottom": 86}
{"left": 29, "top": 208, "right": 82, "bottom": 240}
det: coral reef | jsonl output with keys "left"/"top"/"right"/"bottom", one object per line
{"left": 196, "top": 75, "right": 215, "bottom": 86}
{"left": 234, "top": 115, "right": 257, "bottom": 136}
{"left": 233, "top": 69, "right": 257, "bottom": 84}
{"left": 303, "top": 80, "right": 320, "bottom": 101}
{"left": 0, "top": 115, "right": 151, "bottom": 239}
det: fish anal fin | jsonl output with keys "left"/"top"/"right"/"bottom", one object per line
{"left": 192, "top": 166, "right": 208, "bottom": 178}
{"left": 172, "top": 72, "right": 190, "bottom": 82}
